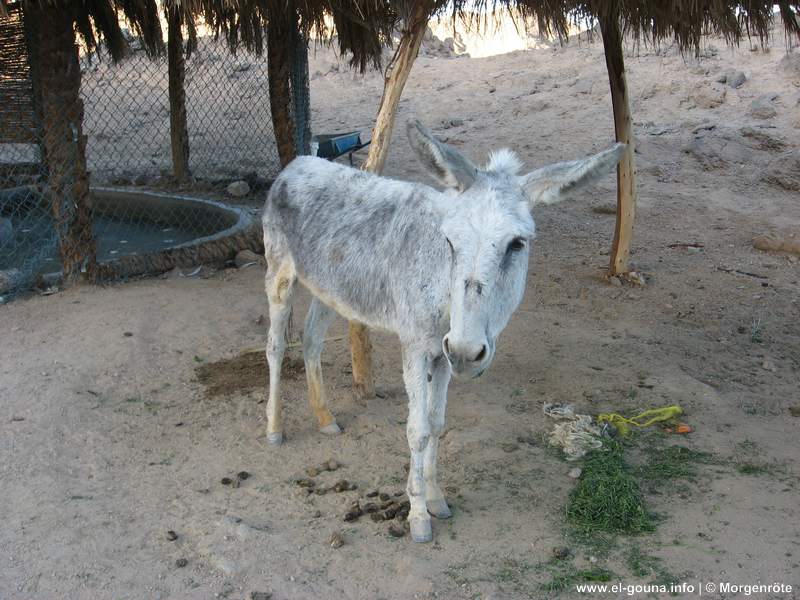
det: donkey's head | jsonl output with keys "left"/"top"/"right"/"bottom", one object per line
{"left": 407, "top": 120, "right": 625, "bottom": 379}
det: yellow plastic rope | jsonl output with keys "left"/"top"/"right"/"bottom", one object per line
{"left": 597, "top": 405, "right": 683, "bottom": 437}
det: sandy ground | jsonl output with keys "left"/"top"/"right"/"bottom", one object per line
{"left": 2, "top": 21, "right": 800, "bottom": 600}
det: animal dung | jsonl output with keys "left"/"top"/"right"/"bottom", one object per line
{"left": 388, "top": 524, "right": 406, "bottom": 538}
{"left": 332, "top": 480, "right": 350, "bottom": 493}
{"left": 165, "top": 530, "right": 178, "bottom": 541}
{"left": 175, "top": 558, "right": 188, "bottom": 568}
{"left": 329, "top": 532, "right": 345, "bottom": 548}
{"left": 343, "top": 511, "right": 361, "bottom": 522}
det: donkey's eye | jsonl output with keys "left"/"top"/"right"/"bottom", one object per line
{"left": 507, "top": 237, "right": 526, "bottom": 253}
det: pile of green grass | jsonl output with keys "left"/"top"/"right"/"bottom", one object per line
{"left": 638, "top": 445, "right": 713, "bottom": 482}
{"left": 566, "top": 439, "right": 654, "bottom": 534}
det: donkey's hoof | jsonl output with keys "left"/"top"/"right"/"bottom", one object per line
{"left": 409, "top": 517, "right": 432, "bottom": 543}
{"left": 266, "top": 431, "right": 283, "bottom": 446}
{"left": 427, "top": 498, "right": 452, "bottom": 519}
{"left": 319, "top": 422, "right": 342, "bottom": 436}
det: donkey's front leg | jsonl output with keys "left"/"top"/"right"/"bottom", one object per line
{"left": 424, "top": 353, "right": 452, "bottom": 519}
{"left": 264, "top": 260, "right": 296, "bottom": 446}
{"left": 401, "top": 346, "right": 433, "bottom": 543}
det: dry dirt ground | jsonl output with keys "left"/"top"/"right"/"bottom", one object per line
{"left": 2, "top": 23, "right": 800, "bottom": 600}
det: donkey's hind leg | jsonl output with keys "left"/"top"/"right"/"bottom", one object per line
{"left": 303, "top": 298, "right": 341, "bottom": 435}
{"left": 264, "top": 258, "right": 297, "bottom": 446}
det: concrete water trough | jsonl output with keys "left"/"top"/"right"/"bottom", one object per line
{"left": 0, "top": 186, "right": 262, "bottom": 291}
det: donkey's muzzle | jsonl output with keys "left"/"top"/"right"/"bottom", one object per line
{"left": 443, "top": 335, "right": 492, "bottom": 379}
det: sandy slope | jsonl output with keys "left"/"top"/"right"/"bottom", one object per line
{"left": 1, "top": 22, "right": 799, "bottom": 600}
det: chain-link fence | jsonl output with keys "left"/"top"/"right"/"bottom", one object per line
{"left": 1, "top": 3, "right": 307, "bottom": 302}
{"left": 82, "top": 34, "right": 282, "bottom": 185}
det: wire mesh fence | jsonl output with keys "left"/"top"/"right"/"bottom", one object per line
{"left": 82, "top": 34, "right": 282, "bottom": 185}
{"left": 1, "top": 4, "right": 297, "bottom": 302}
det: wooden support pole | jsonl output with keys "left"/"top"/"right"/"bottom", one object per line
{"left": 600, "top": 13, "right": 637, "bottom": 276}
{"left": 167, "top": 5, "right": 190, "bottom": 181}
{"left": 348, "top": 0, "right": 433, "bottom": 399}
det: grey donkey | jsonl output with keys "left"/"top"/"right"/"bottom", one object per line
{"left": 261, "top": 120, "right": 625, "bottom": 542}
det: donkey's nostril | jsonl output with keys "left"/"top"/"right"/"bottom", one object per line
{"left": 443, "top": 337, "right": 451, "bottom": 356}
{"left": 474, "top": 345, "right": 487, "bottom": 363}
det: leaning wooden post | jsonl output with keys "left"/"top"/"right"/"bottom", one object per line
{"left": 348, "top": 0, "right": 433, "bottom": 399}
{"left": 166, "top": 5, "right": 190, "bottom": 181}
{"left": 599, "top": 12, "right": 636, "bottom": 275}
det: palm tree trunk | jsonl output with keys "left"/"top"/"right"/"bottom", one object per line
{"left": 600, "top": 14, "right": 637, "bottom": 276}
{"left": 349, "top": 0, "right": 433, "bottom": 399}
{"left": 27, "top": 4, "right": 96, "bottom": 284}
{"left": 267, "top": 1, "right": 296, "bottom": 168}
{"left": 290, "top": 14, "right": 311, "bottom": 156}
{"left": 167, "top": 5, "right": 190, "bottom": 181}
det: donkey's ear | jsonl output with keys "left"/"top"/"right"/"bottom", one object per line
{"left": 406, "top": 119, "right": 477, "bottom": 191}
{"left": 518, "top": 143, "right": 626, "bottom": 208}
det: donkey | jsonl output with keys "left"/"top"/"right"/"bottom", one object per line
{"left": 262, "top": 120, "right": 625, "bottom": 542}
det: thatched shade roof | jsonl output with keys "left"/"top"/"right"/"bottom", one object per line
{"left": 0, "top": 0, "right": 400, "bottom": 70}
{"left": 453, "top": 0, "right": 799, "bottom": 51}
{"left": 572, "top": 0, "right": 800, "bottom": 51}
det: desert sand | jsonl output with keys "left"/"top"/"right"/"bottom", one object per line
{"left": 1, "top": 19, "right": 799, "bottom": 600}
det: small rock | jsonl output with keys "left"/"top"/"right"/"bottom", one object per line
{"left": 366, "top": 489, "right": 379, "bottom": 498}
{"left": 166, "top": 530, "right": 178, "bottom": 541}
{"left": 347, "top": 501, "right": 361, "bottom": 514}
{"left": 501, "top": 443, "right": 519, "bottom": 453}
{"left": 362, "top": 502, "right": 379, "bottom": 513}
{"left": 609, "top": 276, "right": 622, "bottom": 287}
{"left": 329, "top": 531, "right": 345, "bottom": 548}
{"left": 370, "top": 512, "right": 386, "bottom": 522}
{"left": 325, "top": 459, "right": 340, "bottom": 471}
{"left": 379, "top": 492, "right": 390, "bottom": 502}
{"left": 226, "top": 180, "right": 250, "bottom": 197}
{"left": 778, "top": 52, "right": 800, "bottom": 81}
{"left": 306, "top": 466, "right": 320, "bottom": 477}
{"left": 380, "top": 500, "right": 394, "bottom": 510}
{"left": 727, "top": 71, "right": 747, "bottom": 88}
{"left": 749, "top": 94, "right": 779, "bottom": 119}
{"left": 175, "top": 558, "right": 188, "bottom": 568}
{"left": 762, "top": 360, "right": 776, "bottom": 372}
{"left": 552, "top": 546, "right": 571, "bottom": 560}
{"left": 249, "top": 593, "right": 272, "bottom": 600}
{"left": 343, "top": 511, "right": 361, "bottom": 522}
{"left": 388, "top": 524, "right": 406, "bottom": 538}
{"left": 568, "top": 467, "right": 582, "bottom": 479}
{"left": 332, "top": 480, "right": 350, "bottom": 493}
{"left": 690, "top": 85, "right": 726, "bottom": 109}
{"left": 235, "top": 249, "right": 265, "bottom": 268}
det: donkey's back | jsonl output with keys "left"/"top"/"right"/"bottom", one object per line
{"left": 262, "top": 156, "right": 449, "bottom": 332}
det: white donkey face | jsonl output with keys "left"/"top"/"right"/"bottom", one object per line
{"left": 407, "top": 120, "right": 625, "bottom": 379}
